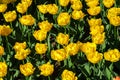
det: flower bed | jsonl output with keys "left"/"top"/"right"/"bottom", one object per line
{"left": 0, "top": 0, "right": 120, "bottom": 80}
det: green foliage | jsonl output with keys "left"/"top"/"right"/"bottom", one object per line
{"left": 0, "top": 0, "right": 120, "bottom": 80}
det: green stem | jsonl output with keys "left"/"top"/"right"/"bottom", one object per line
{"left": 64, "top": 59, "right": 67, "bottom": 66}
{"left": 64, "top": 6, "right": 67, "bottom": 12}
{"left": 57, "top": 44, "right": 60, "bottom": 49}
{"left": 0, "top": 56, "right": 4, "bottom": 61}
{"left": 18, "top": 21, "right": 24, "bottom": 40}
{"left": 47, "top": 33, "right": 51, "bottom": 52}
{"left": 93, "top": 64, "right": 97, "bottom": 76}
{"left": 25, "top": 76, "right": 29, "bottom": 80}
{"left": 37, "top": 10, "right": 40, "bottom": 20}
{"left": 55, "top": 0, "right": 58, "bottom": 5}
{"left": 39, "top": 12, "right": 44, "bottom": 20}
{"left": 79, "top": 66, "right": 88, "bottom": 78}
{"left": 70, "top": 36, "right": 74, "bottom": 42}
{"left": 22, "top": 60, "right": 25, "bottom": 64}
{"left": 116, "top": 27, "right": 119, "bottom": 40}
{"left": 68, "top": 56, "right": 73, "bottom": 68}
{"left": 114, "top": 27, "right": 117, "bottom": 40}
{"left": 21, "top": 25, "right": 27, "bottom": 39}
{"left": 34, "top": 0, "right": 36, "bottom": 5}
{"left": 10, "top": 22, "right": 13, "bottom": 28}
{"left": 64, "top": 27, "right": 67, "bottom": 34}
{"left": 5, "top": 37, "right": 10, "bottom": 53}
{"left": 10, "top": 22, "right": 15, "bottom": 37}
{"left": 28, "top": 30, "right": 31, "bottom": 48}
{"left": 86, "top": 78, "right": 91, "bottom": 80}
{"left": 114, "top": 0, "right": 117, "bottom": 7}
{"left": 48, "top": 76, "right": 51, "bottom": 80}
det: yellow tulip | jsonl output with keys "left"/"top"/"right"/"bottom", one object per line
{"left": 107, "top": 7, "right": 120, "bottom": 19}
{"left": 92, "top": 32, "right": 105, "bottom": 44}
{"left": 13, "top": 42, "right": 27, "bottom": 52}
{"left": 87, "top": 6, "right": 101, "bottom": 16}
{"left": 86, "top": 51, "right": 103, "bottom": 64}
{"left": 0, "top": 4, "right": 7, "bottom": 13}
{"left": 103, "top": 0, "right": 115, "bottom": 8}
{"left": 90, "top": 25, "right": 104, "bottom": 35}
{"left": 57, "top": 12, "right": 70, "bottom": 26}
{"left": 0, "top": 46, "right": 4, "bottom": 56}
{"left": 61, "top": 69, "right": 78, "bottom": 80}
{"left": 35, "top": 43, "right": 47, "bottom": 55}
{"left": 72, "top": 10, "right": 85, "bottom": 20}
{"left": 38, "top": 62, "right": 54, "bottom": 76}
{"left": 70, "top": 0, "right": 79, "bottom": 4}
{"left": 71, "top": 0, "right": 82, "bottom": 10}
{"left": 21, "top": 0, "right": 32, "bottom": 7}
{"left": 33, "top": 30, "right": 47, "bottom": 42}
{"left": 20, "top": 62, "right": 35, "bottom": 76}
{"left": 56, "top": 33, "right": 69, "bottom": 45}
{"left": 4, "top": 10, "right": 17, "bottom": 22}
{"left": 47, "top": 4, "right": 58, "bottom": 15}
{"left": 107, "top": 7, "right": 120, "bottom": 26}
{"left": 51, "top": 49, "right": 68, "bottom": 61}
{"left": 86, "top": 0, "right": 99, "bottom": 7}
{"left": 38, "top": 20, "right": 53, "bottom": 32}
{"left": 19, "top": 14, "right": 35, "bottom": 26}
{"left": 37, "top": 5, "right": 48, "bottom": 14}
{"left": 16, "top": 2, "right": 28, "bottom": 14}
{"left": 65, "top": 43, "right": 79, "bottom": 56}
{"left": 88, "top": 18, "right": 102, "bottom": 27}
{"left": 59, "top": 0, "right": 70, "bottom": 7}
{"left": 109, "top": 16, "right": 120, "bottom": 26}
{"left": 14, "top": 48, "right": 31, "bottom": 60}
{"left": 0, "top": 25, "right": 13, "bottom": 36}
{"left": 104, "top": 49, "right": 120, "bottom": 62}
{"left": 80, "top": 42, "right": 96, "bottom": 55}
{"left": 0, "top": 62, "right": 7, "bottom": 77}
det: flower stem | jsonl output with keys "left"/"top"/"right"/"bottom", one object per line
{"left": 48, "top": 76, "right": 51, "bottom": 80}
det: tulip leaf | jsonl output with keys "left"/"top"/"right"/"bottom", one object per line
{"left": 105, "top": 67, "right": 112, "bottom": 80}
{"left": 84, "top": 63, "right": 91, "bottom": 75}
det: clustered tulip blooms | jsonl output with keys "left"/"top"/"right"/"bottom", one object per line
{"left": 0, "top": 0, "right": 120, "bottom": 79}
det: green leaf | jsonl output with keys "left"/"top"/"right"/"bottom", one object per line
{"left": 109, "top": 63, "right": 113, "bottom": 71}
{"left": 100, "top": 40, "right": 106, "bottom": 52}
{"left": 13, "top": 70, "right": 19, "bottom": 78}
{"left": 84, "top": 63, "right": 91, "bottom": 75}
{"left": 77, "top": 64, "right": 90, "bottom": 78}
{"left": 55, "top": 78, "right": 61, "bottom": 80}
{"left": 105, "top": 67, "right": 111, "bottom": 80}
{"left": 68, "top": 56, "right": 73, "bottom": 68}
{"left": 15, "top": 21, "right": 19, "bottom": 27}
